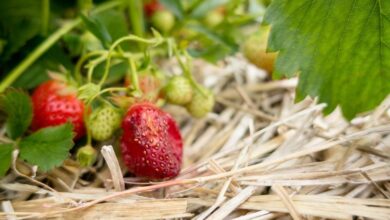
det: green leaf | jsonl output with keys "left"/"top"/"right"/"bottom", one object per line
{"left": 0, "top": 144, "right": 13, "bottom": 177}
{"left": 12, "top": 43, "right": 74, "bottom": 89}
{"left": 0, "top": 0, "right": 42, "bottom": 62}
{"left": 80, "top": 13, "right": 112, "bottom": 49}
{"left": 63, "top": 33, "right": 83, "bottom": 57}
{"left": 264, "top": 0, "right": 390, "bottom": 119}
{"left": 187, "top": 24, "right": 238, "bottom": 51}
{"left": 160, "top": 0, "right": 185, "bottom": 19}
{"left": 94, "top": 9, "right": 129, "bottom": 42}
{"left": 0, "top": 89, "right": 33, "bottom": 139}
{"left": 188, "top": 45, "right": 231, "bottom": 63}
{"left": 19, "top": 124, "right": 74, "bottom": 172}
{"left": 190, "top": 0, "right": 228, "bottom": 18}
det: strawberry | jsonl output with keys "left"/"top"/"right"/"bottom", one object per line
{"left": 163, "top": 76, "right": 193, "bottom": 105}
{"left": 144, "top": 0, "right": 163, "bottom": 17}
{"left": 186, "top": 86, "right": 214, "bottom": 118}
{"left": 203, "top": 10, "right": 224, "bottom": 28}
{"left": 31, "top": 80, "right": 86, "bottom": 140}
{"left": 242, "top": 25, "right": 277, "bottom": 73}
{"left": 120, "top": 102, "right": 183, "bottom": 179}
{"left": 151, "top": 10, "right": 175, "bottom": 34}
{"left": 77, "top": 145, "right": 97, "bottom": 167}
{"left": 89, "top": 105, "right": 122, "bottom": 141}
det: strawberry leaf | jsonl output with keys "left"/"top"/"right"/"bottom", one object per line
{"left": 264, "top": 0, "right": 390, "bottom": 119}
{"left": 160, "top": 0, "right": 184, "bottom": 19}
{"left": 80, "top": 14, "right": 112, "bottom": 49}
{"left": 190, "top": 0, "right": 228, "bottom": 18}
{"left": 0, "top": 0, "right": 42, "bottom": 62}
{"left": 12, "top": 44, "right": 74, "bottom": 89}
{"left": 0, "top": 89, "right": 33, "bottom": 139}
{"left": 19, "top": 123, "right": 74, "bottom": 172}
{"left": 93, "top": 10, "right": 129, "bottom": 48}
{"left": 0, "top": 144, "right": 13, "bottom": 177}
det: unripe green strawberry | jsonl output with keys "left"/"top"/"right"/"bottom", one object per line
{"left": 186, "top": 86, "right": 214, "bottom": 118}
{"left": 151, "top": 10, "right": 175, "bottom": 33}
{"left": 164, "top": 76, "right": 193, "bottom": 105}
{"left": 77, "top": 145, "right": 97, "bottom": 167}
{"left": 242, "top": 25, "right": 277, "bottom": 74}
{"left": 89, "top": 105, "right": 122, "bottom": 141}
{"left": 203, "top": 10, "right": 224, "bottom": 28}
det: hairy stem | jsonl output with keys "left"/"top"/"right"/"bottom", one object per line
{"left": 98, "top": 35, "right": 163, "bottom": 87}
{"left": 128, "top": 0, "right": 145, "bottom": 38}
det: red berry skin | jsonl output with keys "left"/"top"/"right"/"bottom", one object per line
{"left": 144, "top": 0, "right": 163, "bottom": 17}
{"left": 31, "top": 80, "right": 86, "bottom": 140}
{"left": 120, "top": 102, "right": 183, "bottom": 179}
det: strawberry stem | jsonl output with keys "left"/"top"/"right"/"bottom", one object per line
{"left": 98, "top": 35, "right": 165, "bottom": 87}
{"left": 84, "top": 103, "right": 92, "bottom": 146}
{"left": 128, "top": 0, "right": 145, "bottom": 39}
{"left": 75, "top": 51, "right": 105, "bottom": 83}
{"left": 86, "top": 87, "right": 128, "bottom": 106}
{"left": 128, "top": 58, "right": 141, "bottom": 94}
{"left": 41, "top": 0, "right": 50, "bottom": 36}
{"left": 172, "top": 44, "right": 207, "bottom": 97}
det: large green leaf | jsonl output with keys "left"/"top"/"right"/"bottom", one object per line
{"left": 81, "top": 14, "right": 112, "bottom": 49}
{"left": 0, "top": 144, "right": 13, "bottom": 177}
{"left": 0, "top": 0, "right": 42, "bottom": 62}
{"left": 19, "top": 124, "right": 74, "bottom": 172}
{"left": 264, "top": 0, "right": 390, "bottom": 119}
{"left": 0, "top": 89, "right": 33, "bottom": 139}
{"left": 90, "top": 9, "right": 130, "bottom": 50}
{"left": 12, "top": 43, "right": 73, "bottom": 89}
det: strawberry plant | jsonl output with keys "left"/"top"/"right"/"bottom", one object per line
{"left": 0, "top": 0, "right": 388, "bottom": 183}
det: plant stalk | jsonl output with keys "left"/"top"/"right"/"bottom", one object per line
{"left": 41, "top": 0, "right": 50, "bottom": 36}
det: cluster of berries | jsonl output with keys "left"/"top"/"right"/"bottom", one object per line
{"left": 30, "top": 72, "right": 214, "bottom": 179}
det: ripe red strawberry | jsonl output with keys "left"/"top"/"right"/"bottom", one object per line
{"left": 120, "top": 102, "right": 182, "bottom": 179}
{"left": 144, "top": 0, "right": 163, "bottom": 17}
{"left": 31, "top": 80, "right": 86, "bottom": 140}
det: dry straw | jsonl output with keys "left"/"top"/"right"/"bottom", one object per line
{"left": 1, "top": 56, "right": 389, "bottom": 219}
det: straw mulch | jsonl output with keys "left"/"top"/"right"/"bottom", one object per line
{"left": 1, "top": 55, "right": 390, "bottom": 220}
